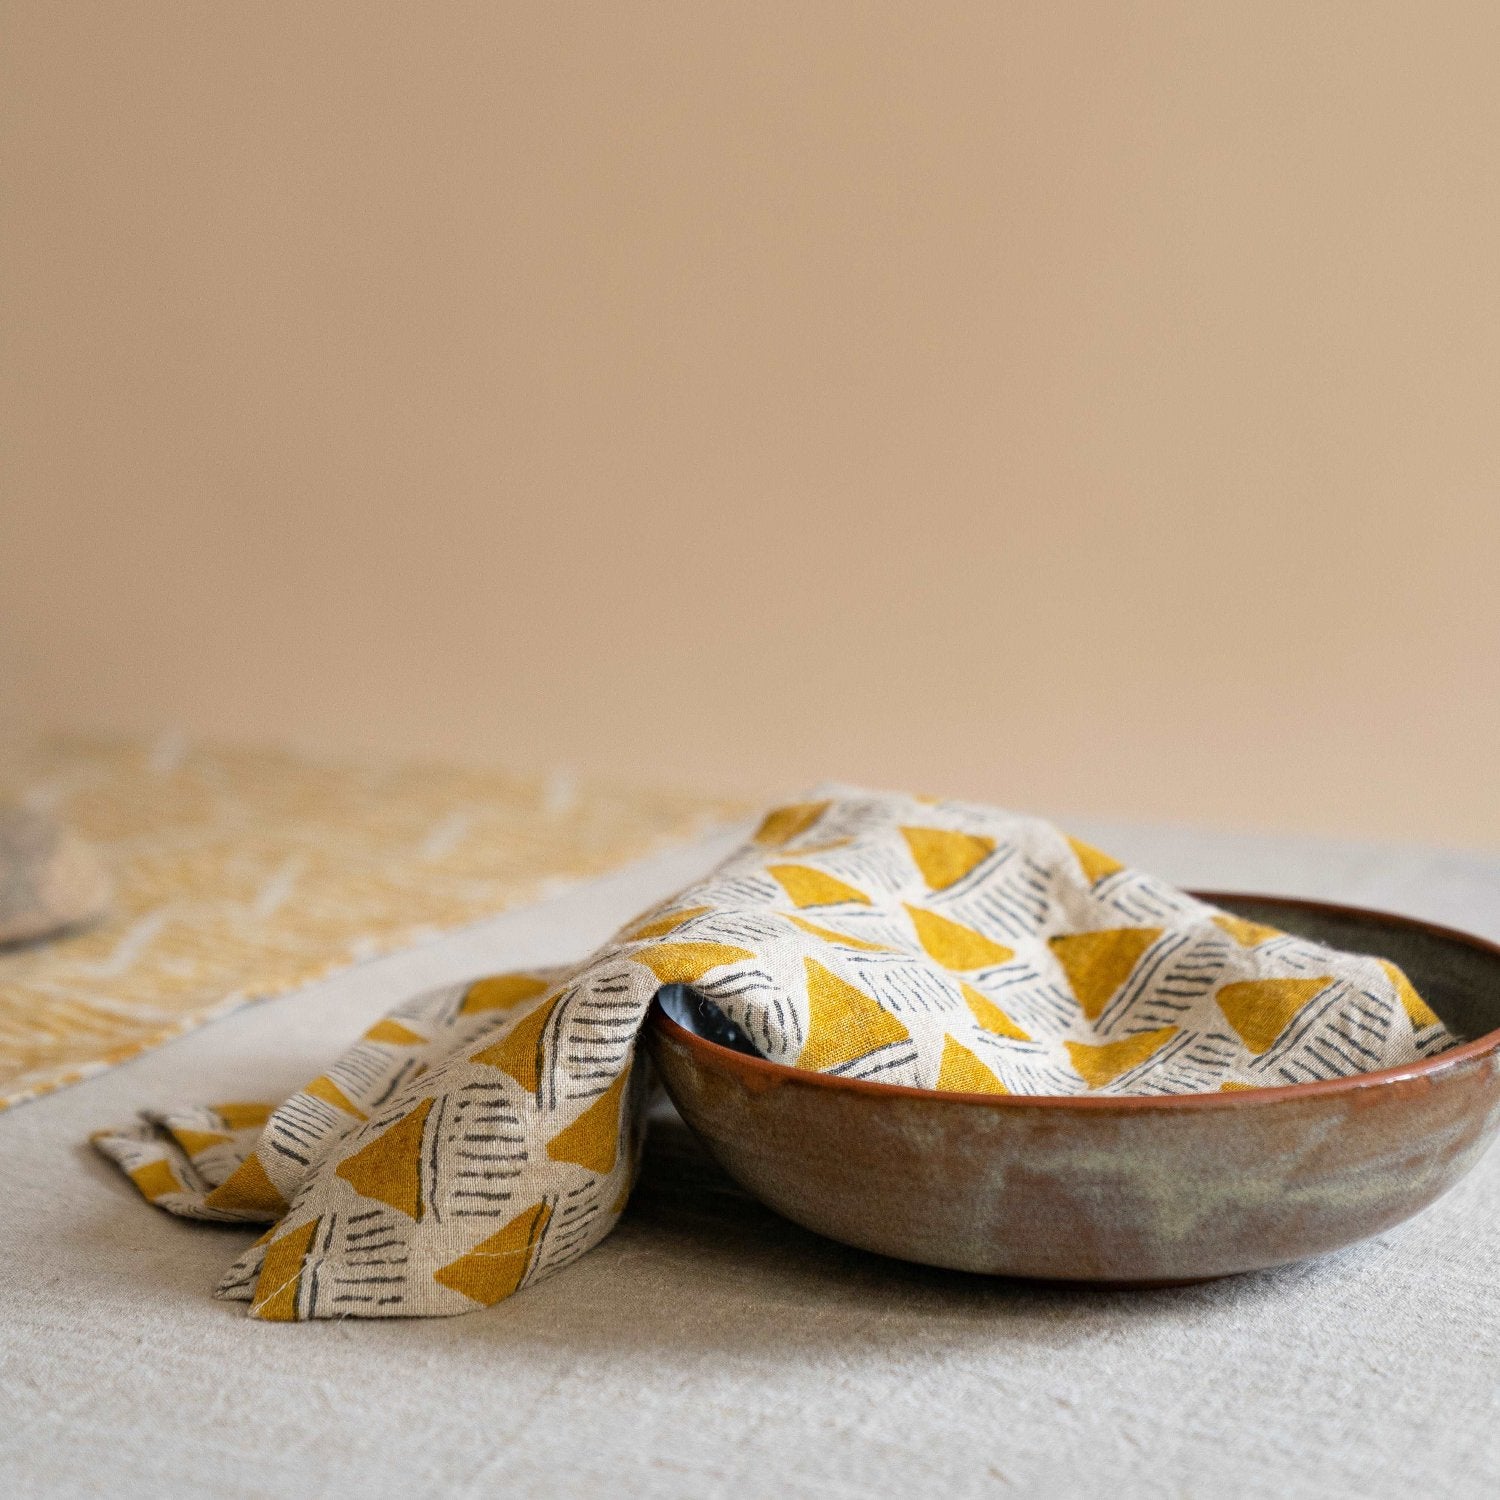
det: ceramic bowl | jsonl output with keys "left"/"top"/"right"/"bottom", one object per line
{"left": 644, "top": 894, "right": 1500, "bottom": 1283}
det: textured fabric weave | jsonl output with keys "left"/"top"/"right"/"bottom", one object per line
{"left": 0, "top": 735, "right": 737, "bottom": 1108}
{"left": 95, "top": 788, "right": 1453, "bottom": 1320}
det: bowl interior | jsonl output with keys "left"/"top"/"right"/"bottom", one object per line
{"left": 656, "top": 894, "right": 1500, "bottom": 1062}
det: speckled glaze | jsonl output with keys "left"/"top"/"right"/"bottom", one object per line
{"left": 645, "top": 894, "right": 1500, "bottom": 1282}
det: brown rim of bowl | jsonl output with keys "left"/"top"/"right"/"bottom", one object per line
{"left": 646, "top": 891, "right": 1500, "bottom": 1113}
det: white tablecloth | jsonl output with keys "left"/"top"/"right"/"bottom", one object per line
{"left": 3, "top": 821, "right": 1498, "bottom": 1498}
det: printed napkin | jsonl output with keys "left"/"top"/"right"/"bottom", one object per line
{"left": 96, "top": 789, "right": 1452, "bottom": 1320}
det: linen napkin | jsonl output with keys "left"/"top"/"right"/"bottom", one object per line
{"left": 96, "top": 788, "right": 1453, "bottom": 1321}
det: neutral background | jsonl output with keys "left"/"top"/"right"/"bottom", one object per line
{"left": 3, "top": 4, "right": 1497, "bottom": 846}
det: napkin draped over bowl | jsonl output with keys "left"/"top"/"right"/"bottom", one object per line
{"left": 95, "top": 789, "right": 1453, "bottom": 1320}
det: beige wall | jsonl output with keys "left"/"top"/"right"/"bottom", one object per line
{"left": 3, "top": 4, "right": 1497, "bottom": 846}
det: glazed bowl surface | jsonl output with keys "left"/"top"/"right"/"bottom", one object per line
{"left": 645, "top": 894, "right": 1500, "bottom": 1283}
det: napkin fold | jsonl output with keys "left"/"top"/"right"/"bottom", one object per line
{"left": 96, "top": 789, "right": 1453, "bottom": 1320}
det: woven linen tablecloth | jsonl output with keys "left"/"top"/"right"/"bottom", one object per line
{"left": 2, "top": 823, "right": 1498, "bottom": 1498}
{"left": 0, "top": 735, "right": 737, "bottom": 1108}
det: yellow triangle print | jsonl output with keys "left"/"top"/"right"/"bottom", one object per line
{"left": 621, "top": 905, "right": 712, "bottom": 942}
{"left": 169, "top": 1127, "right": 230, "bottom": 1156}
{"left": 129, "top": 1158, "right": 182, "bottom": 1201}
{"left": 214, "top": 1101, "right": 274, "bottom": 1130}
{"left": 459, "top": 973, "right": 552, "bottom": 1015}
{"left": 1049, "top": 927, "right": 1163, "bottom": 1021}
{"left": 960, "top": 982, "right": 1031, "bottom": 1041}
{"left": 1219, "top": 1080, "right": 1260, "bottom": 1092}
{"left": 250, "top": 1217, "right": 320, "bottom": 1322}
{"left": 1212, "top": 913, "right": 1284, "bottom": 948}
{"left": 1216, "top": 977, "right": 1332, "bottom": 1055}
{"left": 364, "top": 1018, "right": 427, "bottom": 1047}
{"left": 304, "top": 1074, "right": 368, "bottom": 1119}
{"left": 470, "top": 995, "right": 559, "bottom": 1092}
{"left": 1067, "top": 836, "right": 1125, "bottom": 885}
{"left": 936, "top": 1035, "right": 1008, "bottom": 1093}
{"left": 795, "top": 958, "right": 910, "bottom": 1070}
{"left": 203, "top": 1151, "right": 289, "bottom": 1217}
{"left": 1065, "top": 1026, "right": 1179, "bottom": 1089}
{"left": 786, "top": 914, "right": 891, "bottom": 951}
{"left": 904, "top": 905, "right": 1015, "bottom": 972}
{"left": 545, "top": 1067, "right": 631, "bottom": 1174}
{"left": 633, "top": 942, "right": 756, "bottom": 984}
{"left": 900, "top": 826, "right": 995, "bottom": 890}
{"left": 753, "top": 801, "right": 831, "bottom": 847}
{"left": 1379, "top": 959, "right": 1440, "bottom": 1030}
{"left": 434, "top": 1202, "right": 551, "bottom": 1307}
{"left": 768, "top": 865, "right": 872, "bottom": 909}
{"left": 334, "top": 1098, "right": 433, "bottom": 1220}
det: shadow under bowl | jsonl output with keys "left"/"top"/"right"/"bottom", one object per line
{"left": 644, "top": 893, "right": 1500, "bottom": 1284}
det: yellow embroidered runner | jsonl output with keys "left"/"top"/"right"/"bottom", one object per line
{"left": 0, "top": 735, "right": 739, "bottom": 1109}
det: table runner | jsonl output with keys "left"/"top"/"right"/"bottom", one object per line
{"left": 0, "top": 735, "right": 739, "bottom": 1109}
